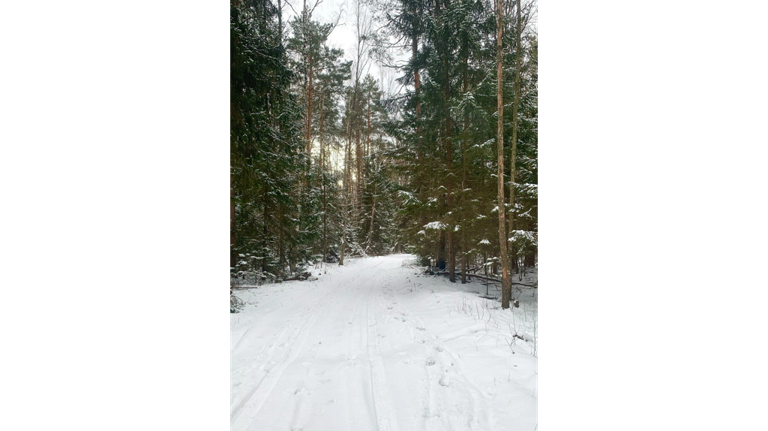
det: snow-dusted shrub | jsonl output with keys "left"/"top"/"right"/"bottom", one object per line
{"left": 229, "top": 278, "right": 245, "bottom": 313}
{"left": 230, "top": 295, "right": 245, "bottom": 313}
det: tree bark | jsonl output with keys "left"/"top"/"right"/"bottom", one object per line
{"left": 460, "top": 46, "right": 469, "bottom": 285}
{"left": 413, "top": 33, "right": 427, "bottom": 251}
{"left": 508, "top": 0, "right": 523, "bottom": 281}
{"left": 307, "top": 52, "right": 313, "bottom": 159}
{"left": 446, "top": 106, "right": 456, "bottom": 281}
{"left": 320, "top": 95, "right": 327, "bottom": 263}
{"left": 230, "top": 186, "right": 236, "bottom": 275}
{"left": 366, "top": 159, "right": 376, "bottom": 254}
{"left": 496, "top": 0, "right": 512, "bottom": 309}
{"left": 366, "top": 96, "right": 371, "bottom": 158}
{"left": 356, "top": 128, "right": 362, "bottom": 217}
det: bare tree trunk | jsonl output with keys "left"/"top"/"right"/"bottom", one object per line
{"left": 496, "top": 0, "right": 512, "bottom": 309}
{"left": 339, "top": 213, "right": 345, "bottom": 265}
{"left": 356, "top": 128, "right": 362, "bottom": 216}
{"left": 508, "top": 0, "right": 523, "bottom": 282}
{"left": 307, "top": 52, "right": 313, "bottom": 159}
{"left": 366, "top": 159, "right": 376, "bottom": 253}
{"left": 412, "top": 32, "right": 427, "bottom": 248}
{"left": 445, "top": 78, "right": 455, "bottom": 282}
{"left": 262, "top": 186, "right": 268, "bottom": 272}
{"left": 438, "top": 230, "right": 446, "bottom": 270}
{"left": 303, "top": 6, "right": 314, "bottom": 192}
{"left": 278, "top": 206, "right": 285, "bottom": 277}
{"left": 447, "top": 121, "right": 455, "bottom": 281}
{"left": 320, "top": 96, "right": 327, "bottom": 264}
{"left": 341, "top": 103, "right": 352, "bottom": 266}
{"left": 344, "top": 102, "right": 352, "bottom": 204}
{"left": 366, "top": 96, "right": 371, "bottom": 158}
{"left": 461, "top": 51, "right": 469, "bottom": 284}
{"left": 230, "top": 186, "right": 235, "bottom": 275}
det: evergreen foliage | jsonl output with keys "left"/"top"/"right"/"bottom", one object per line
{"left": 230, "top": 0, "right": 537, "bottom": 292}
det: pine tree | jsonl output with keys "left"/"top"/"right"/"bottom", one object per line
{"left": 231, "top": 0, "right": 305, "bottom": 281}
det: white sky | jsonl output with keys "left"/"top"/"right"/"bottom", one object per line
{"left": 280, "top": 0, "right": 540, "bottom": 95}
{"left": 281, "top": 0, "right": 409, "bottom": 97}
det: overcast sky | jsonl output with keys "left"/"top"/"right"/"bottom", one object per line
{"left": 279, "top": 0, "right": 539, "bottom": 98}
{"left": 281, "top": 0, "right": 409, "bottom": 97}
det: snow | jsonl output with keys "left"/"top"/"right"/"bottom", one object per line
{"left": 231, "top": 254, "right": 538, "bottom": 431}
{"left": 509, "top": 230, "right": 537, "bottom": 245}
{"left": 423, "top": 221, "right": 447, "bottom": 230}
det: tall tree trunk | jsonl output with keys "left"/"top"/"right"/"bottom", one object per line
{"left": 344, "top": 102, "right": 352, "bottom": 206}
{"left": 412, "top": 32, "right": 427, "bottom": 253}
{"left": 230, "top": 186, "right": 235, "bottom": 276}
{"left": 460, "top": 46, "right": 469, "bottom": 284}
{"left": 356, "top": 128, "right": 362, "bottom": 218}
{"left": 446, "top": 80, "right": 455, "bottom": 281}
{"left": 366, "top": 160, "right": 376, "bottom": 253}
{"left": 339, "top": 225, "right": 345, "bottom": 265}
{"left": 366, "top": 96, "right": 371, "bottom": 157}
{"left": 438, "top": 230, "right": 446, "bottom": 270}
{"left": 277, "top": 0, "right": 283, "bottom": 41}
{"left": 508, "top": 0, "right": 523, "bottom": 281}
{"left": 320, "top": 95, "right": 327, "bottom": 264}
{"left": 341, "top": 106, "right": 352, "bottom": 266}
{"left": 433, "top": 0, "right": 455, "bottom": 281}
{"left": 319, "top": 92, "right": 324, "bottom": 165}
{"left": 446, "top": 118, "right": 455, "bottom": 281}
{"left": 306, "top": 52, "right": 313, "bottom": 167}
{"left": 278, "top": 206, "right": 285, "bottom": 277}
{"left": 262, "top": 185, "right": 269, "bottom": 272}
{"left": 496, "top": 0, "right": 512, "bottom": 309}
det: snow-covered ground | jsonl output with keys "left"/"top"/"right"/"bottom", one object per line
{"left": 231, "top": 254, "right": 537, "bottom": 431}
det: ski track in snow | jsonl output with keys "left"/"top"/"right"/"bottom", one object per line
{"left": 366, "top": 272, "right": 399, "bottom": 431}
{"left": 231, "top": 254, "right": 537, "bottom": 431}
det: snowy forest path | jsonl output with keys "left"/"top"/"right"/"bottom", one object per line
{"left": 230, "top": 254, "right": 537, "bottom": 431}
{"left": 231, "top": 256, "right": 393, "bottom": 431}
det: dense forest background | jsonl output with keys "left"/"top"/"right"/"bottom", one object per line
{"left": 231, "top": 0, "right": 537, "bottom": 308}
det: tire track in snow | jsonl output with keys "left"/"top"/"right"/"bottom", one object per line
{"left": 366, "top": 273, "right": 400, "bottom": 431}
{"left": 230, "top": 318, "right": 299, "bottom": 413}
{"left": 232, "top": 258, "right": 390, "bottom": 431}
{"left": 231, "top": 293, "right": 345, "bottom": 430}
